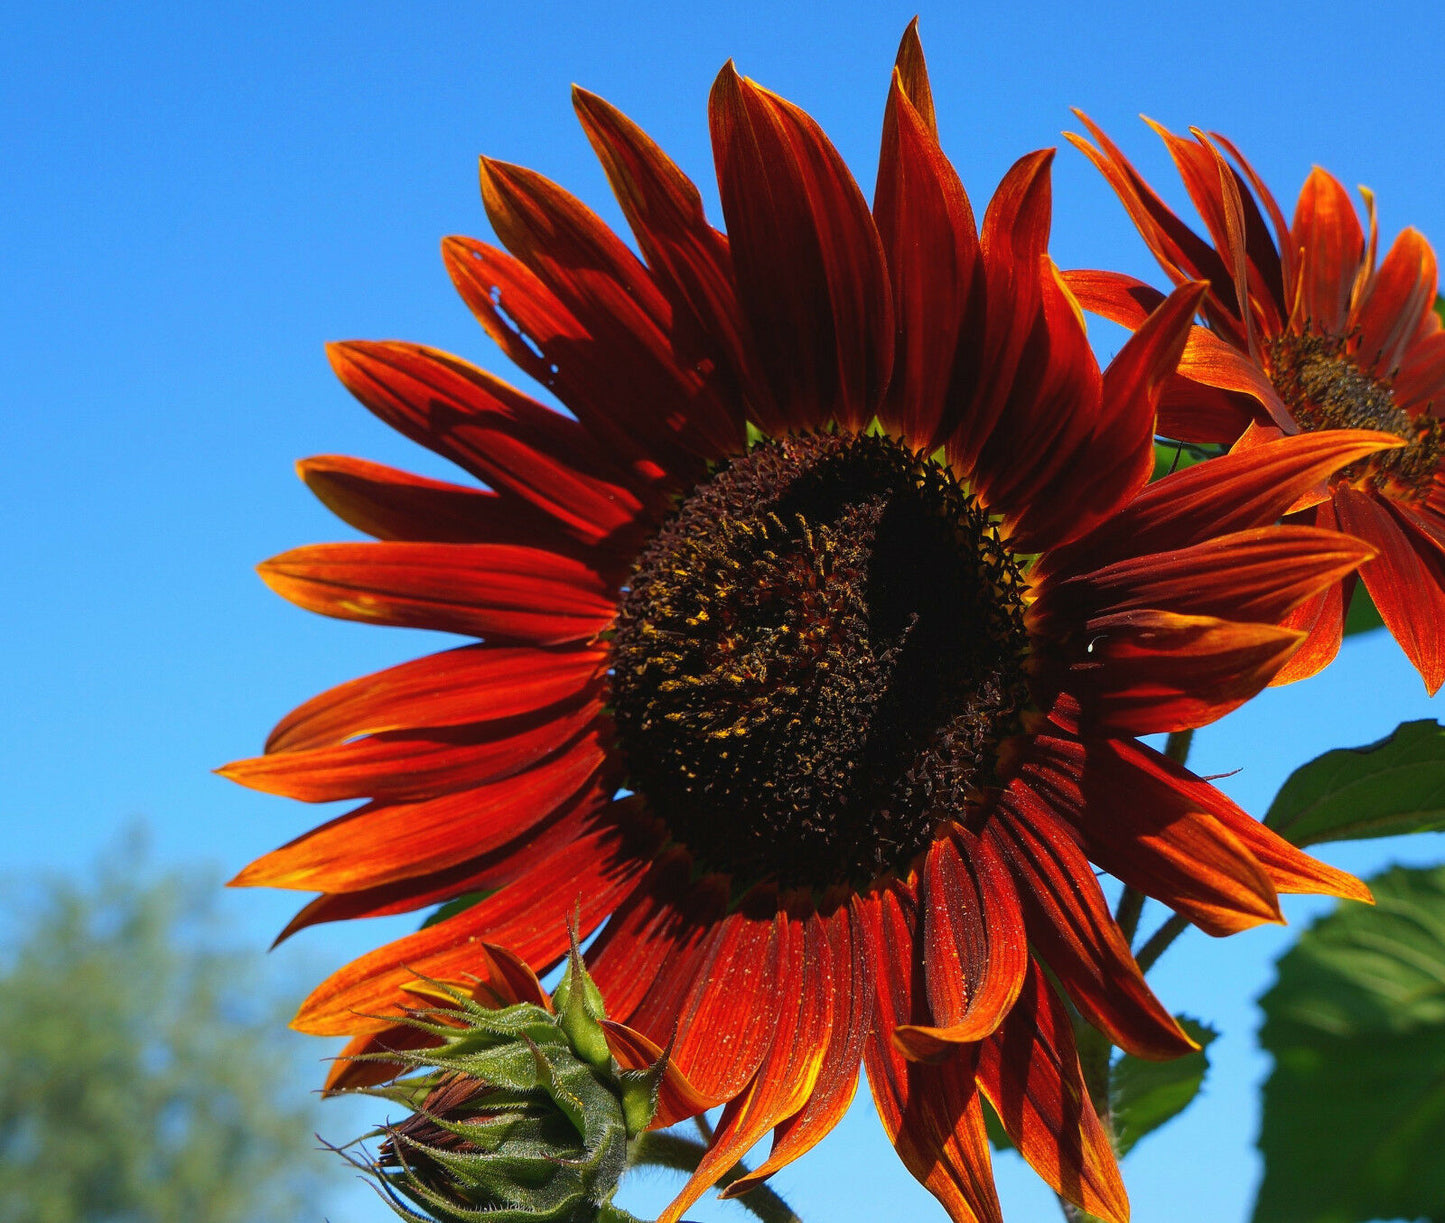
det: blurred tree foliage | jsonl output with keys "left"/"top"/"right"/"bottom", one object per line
{"left": 0, "top": 836, "right": 327, "bottom": 1223}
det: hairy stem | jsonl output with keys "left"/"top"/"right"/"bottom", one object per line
{"left": 631, "top": 1131, "right": 802, "bottom": 1223}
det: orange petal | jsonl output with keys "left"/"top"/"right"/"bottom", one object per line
{"left": 602, "top": 1020, "right": 721, "bottom": 1128}
{"left": 666, "top": 885, "right": 787, "bottom": 1102}
{"left": 291, "top": 809, "right": 657, "bottom": 1036}
{"left": 1356, "top": 227, "right": 1438, "bottom": 377}
{"left": 221, "top": 693, "right": 601, "bottom": 805}
{"left": 1019, "top": 733, "right": 1282, "bottom": 936}
{"left": 584, "top": 848, "right": 714, "bottom": 1025}
{"left": 268, "top": 777, "right": 619, "bottom": 940}
{"left": 230, "top": 724, "right": 607, "bottom": 891}
{"left": 1048, "top": 609, "right": 1304, "bottom": 736}
{"left": 1110, "top": 737, "right": 1371, "bottom": 904}
{"left": 263, "top": 643, "right": 604, "bottom": 754}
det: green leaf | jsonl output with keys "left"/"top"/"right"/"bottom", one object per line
{"left": 1109, "top": 1016, "right": 1217, "bottom": 1157}
{"left": 1263, "top": 719, "right": 1445, "bottom": 847}
{"left": 421, "top": 890, "right": 494, "bottom": 929}
{"left": 1435, "top": 292, "right": 1445, "bottom": 327}
{"left": 1254, "top": 865, "right": 1445, "bottom": 1223}
{"left": 1150, "top": 439, "right": 1220, "bottom": 483}
{"left": 1341, "top": 580, "right": 1384, "bottom": 637}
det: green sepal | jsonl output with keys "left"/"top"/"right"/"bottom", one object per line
{"left": 553, "top": 928, "right": 612, "bottom": 1071}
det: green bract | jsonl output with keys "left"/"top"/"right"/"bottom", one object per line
{"left": 338, "top": 943, "right": 661, "bottom": 1223}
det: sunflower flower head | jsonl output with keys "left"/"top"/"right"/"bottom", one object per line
{"left": 1066, "top": 114, "right": 1445, "bottom": 690}
{"left": 229, "top": 23, "right": 1388, "bottom": 1223}
{"left": 335, "top": 939, "right": 659, "bottom": 1223}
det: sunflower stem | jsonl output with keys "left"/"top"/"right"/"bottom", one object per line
{"left": 1135, "top": 912, "right": 1191, "bottom": 974}
{"left": 1114, "top": 887, "right": 1146, "bottom": 945}
{"left": 630, "top": 1131, "right": 803, "bottom": 1223}
{"left": 1057, "top": 1195, "right": 1109, "bottom": 1223}
{"left": 1163, "top": 727, "right": 1194, "bottom": 765}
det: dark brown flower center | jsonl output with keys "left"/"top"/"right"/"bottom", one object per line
{"left": 609, "top": 432, "right": 1029, "bottom": 891}
{"left": 1267, "top": 332, "right": 1442, "bottom": 497}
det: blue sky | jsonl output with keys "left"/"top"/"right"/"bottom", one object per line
{"left": 4, "top": 1, "right": 1445, "bottom": 1220}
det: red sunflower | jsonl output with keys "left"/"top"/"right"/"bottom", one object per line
{"left": 1066, "top": 115, "right": 1445, "bottom": 691}
{"left": 226, "top": 28, "right": 1385, "bottom": 1223}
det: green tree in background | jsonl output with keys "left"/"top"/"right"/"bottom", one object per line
{"left": 0, "top": 836, "right": 328, "bottom": 1223}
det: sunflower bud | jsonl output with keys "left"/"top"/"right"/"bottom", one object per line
{"left": 339, "top": 942, "right": 661, "bottom": 1223}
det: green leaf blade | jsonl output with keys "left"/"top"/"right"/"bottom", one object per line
{"left": 1109, "top": 1017, "right": 1217, "bottom": 1158}
{"left": 1254, "top": 865, "right": 1445, "bottom": 1223}
{"left": 1263, "top": 719, "right": 1445, "bottom": 847}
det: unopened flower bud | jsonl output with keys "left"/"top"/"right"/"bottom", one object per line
{"left": 336, "top": 945, "right": 662, "bottom": 1223}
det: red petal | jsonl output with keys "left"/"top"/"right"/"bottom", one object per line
{"left": 1029, "top": 281, "right": 1205, "bottom": 543}
{"left": 986, "top": 795, "right": 1194, "bottom": 1060}
{"left": 947, "top": 149, "right": 1058, "bottom": 473}
{"left": 1356, "top": 228, "right": 1438, "bottom": 377}
{"left": 1035, "top": 429, "right": 1401, "bottom": 584}
{"left": 1333, "top": 483, "right": 1445, "bottom": 693}
{"left": 1291, "top": 168, "right": 1365, "bottom": 334}
{"left": 326, "top": 340, "right": 651, "bottom": 544}
{"left": 231, "top": 726, "right": 608, "bottom": 891}
{"left": 666, "top": 885, "right": 788, "bottom": 1102}
{"left": 1030, "top": 524, "right": 1374, "bottom": 638}
{"left": 893, "top": 831, "right": 1027, "bottom": 1060}
{"left": 858, "top": 886, "right": 1003, "bottom": 1223}
{"left": 891, "top": 19, "right": 937, "bottom": 136}
{"left": 1042, "top": 609, "right": 1304, "bottom": 736}
{"left": 709, "top": 63, "right": 894, "bottom": 432}
{"left": 976, "top": 962, "right": 1128, "bottom": 1223}
{"left": 291, "top": 808, "right": 658, "bottom": 1036}
{"left": 472, "top": 160, "right": 730, "bottom": 478}
{"left": 1062, "top": 269, "right": 1290, "bottom": 430}
{"left": 264, "top": 643, "right": 605, "bottom": 754}
{"left": 585, "top": 848, "right": 727, "bottom": 1027}
{"left": 1394, "top": 329, "right": 1445, "bottom": 409}
{"left": 971, "top": 259, "right": 1106, "bottom": 551}
{"left": 258, "top": 541, "right": 616, "bottom": 645}
{"left": 873, "top": 63, "right": 979, "bottom": 450}
{"left": 1066, "top": 114, "right": 1233, "bottom": 307}
{"left": 298, "top": 455, "right": 575, "bottom": 551}
{"left": 569, "top": 88, "right": 755, "bottom": 449}
{"left": 660, "top": 902, "right": 834, "bottom": 1223}
{"left": 724, "top": 895, "right": 873, "bottom": 1193}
